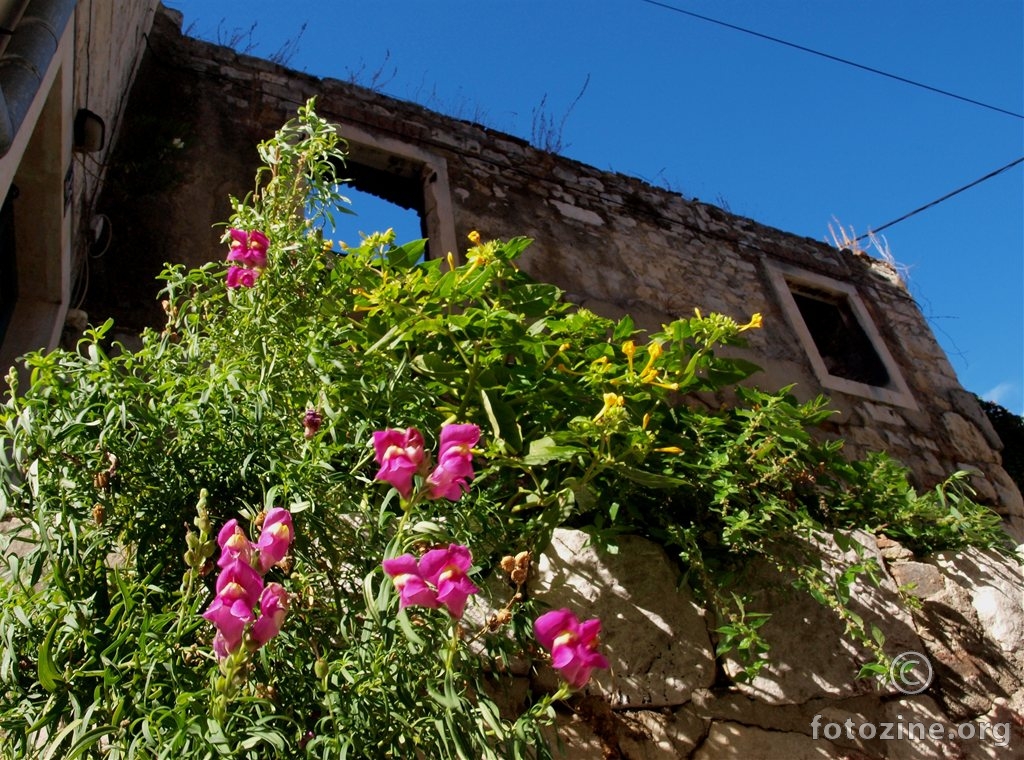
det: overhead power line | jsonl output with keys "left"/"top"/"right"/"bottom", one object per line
{"left": 856, "top": 156, "right": 1024, "bottom": 240}
{"left": 636, "top": 0, "right": 1024, "bottom": 120}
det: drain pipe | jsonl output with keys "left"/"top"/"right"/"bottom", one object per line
{"left": 0, "top": 0, "right": 76, "bottom": 157}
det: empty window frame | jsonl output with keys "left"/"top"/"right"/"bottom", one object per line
{"left": 767, "top": 261, "right": 917, "bottom": 408}
{"left": 328, "top": 123, "right": 456, "bottom": 261}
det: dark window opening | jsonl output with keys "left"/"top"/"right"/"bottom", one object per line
{"left": 317, "top": 155, "right": 429, "bottom": 258}
{"left": 790, "top": 286, "right": 890, "bottom": 387}
{"left": 0, "top": 185, "right": 18, "bottom": 342}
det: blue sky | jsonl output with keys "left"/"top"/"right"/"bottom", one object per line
{"left": 166, "top": 0, "right": 1024, "bottom": 413}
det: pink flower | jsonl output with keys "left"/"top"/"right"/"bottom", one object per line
{"left": 214, "top": 557, "right": 264, "bottom": 608}
{"left": 418, "top": 544, "right": 479, "bottom": 619}
{"left": 303, "top": 408, "right": 322, "bottom": 439}
{"left": 250, "top": 582, "right": 289, "bottom": 647}
{"left": 203, "top": 558, "right": 264, "bottom": 657}
{"left": 216, "top": 519, "right": 254, "bottom": 568}
{"left": 227, "top": 229, "right": 249, "bottom": 263}
{"left": 255, "top": 507, "right": 294, "bottom": 573}
{"left": 226, "top": 265, "right": 260, "bottom": 289}
{"left": 381, "top": 554, "right": 440, "bottom": 610}
{"left": 227, "top": 228, "right": 269, "bottom": 269}
{"left": 426, "top": 424, "right": 480, "bottom": 501}
{"left": 246, "top": 230, "right": 269, "bottom": 268}
{"left": 534, "top": 608, "right": 610, "bottom": 689}
{"left": 372, "top": 428, "right": 426, "bottom": 499}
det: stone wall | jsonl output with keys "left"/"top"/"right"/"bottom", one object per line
{"left": 488, "top": 528, "right": 1022, "bottom": 759}
{"left": 70, "top": 0, "right": 156, "bottom": 220}
{"left": 85, "top": 6, "right": 1021, "bottom": 542}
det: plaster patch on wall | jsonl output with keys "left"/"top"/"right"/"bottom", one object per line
{"left": 550, "top": 199, "right": 605, "bottom": 226}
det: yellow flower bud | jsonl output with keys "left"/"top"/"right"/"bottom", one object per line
{"left": 594, "top": 392, "right": 625, "bottom": 422}
{"left": 468, "top": 230, "right": 482, "bottom": 245}
{"left": 739, "top": 312, "right": 764, "bottom": 331}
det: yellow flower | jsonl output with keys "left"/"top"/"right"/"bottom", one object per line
{"left": 593, "top": 392, "right": 625, "bottom": 422}
{"left": 468, "top": 230, "right": 482, "bottom": 245}
{"left": 739, "top": 313, "right": 763, "bottom": 332}
{"left": 622, "top": 340, "right": 636, "bottom": 372}
{"left": 639, "top": 341, "right": 663, "bottom": 383}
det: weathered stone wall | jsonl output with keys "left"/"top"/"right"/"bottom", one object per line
{"left": 86, "top": 7, "right": 1021, "bottom": 543}
{"left": 70, "top": 0, "right": 156, "bottom": 218}
{"left": 493, "top": 528, "right": 1022, "bottom": 759}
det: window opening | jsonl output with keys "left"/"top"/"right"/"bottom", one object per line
{"left": 307, "top": 160, "right": 427, "bottom": 259}
{"left": 789, "top": 285, "right": 890, "bottom": 387}
{"left": 338, "top": 159, "right": 425, "bottom": 248}
{"left": 765, "top": 260, "right": 917, "bottom": 409}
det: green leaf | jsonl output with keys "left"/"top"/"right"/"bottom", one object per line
{"left": 38, "top": 619, "right": 62, "bottom": 692}
{"left": 480, "top": 387, "right": 522, "bottom": 453}
{"left": 610, "top": 463, "right": 687, "bottom": 488}
{"left": 522, "top": 437, "right": 581, "bottom": 466}
{"left": 387, "top": 239, "right": 427, "bottom": 268}
{"left": 612, "top": 315, "right": 635, "bottom": 342}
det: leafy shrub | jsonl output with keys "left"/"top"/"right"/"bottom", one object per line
{"left": 0, "top": 102, "right": 1010, "bottom": 758}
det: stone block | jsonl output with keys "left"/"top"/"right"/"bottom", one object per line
{"left": 889, "top": 561, "right": 946, "bottom": 599}
{"left": 720, "top": 531, "right": 922, "bottom": 705}
{"left": 941, "top": 412, "right": 999, "bottom": 464}
{"left": 693, "top": 722, "right": 870, "bottom": 760}
{"left": 531, "top": 529, "right": 716, "bottom": 708}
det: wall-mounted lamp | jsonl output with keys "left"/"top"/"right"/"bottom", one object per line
{"left": 73, "top": 108, "right": 105, "bottom": 153}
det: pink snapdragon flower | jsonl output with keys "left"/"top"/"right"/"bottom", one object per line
{"left": 382, "top": 544, "right": 479, "bottom": 619}
{"left": 255, "top": 507, "right": 294, "bottom": 573}
{"left": 381, "top": 554, "right": 440, "bottom": 610}
{"left": 251, "top": 583, "right": 289, "bottom": 647}
{"left": 426, "top": 424, "right": 480, "bottom": 501}
{"left": 534, "top": 608, "right": 610, "bottom": 689}
{"left": 226, "top": 265, "right": 261, "bottom": 289}
{"left": 203, "top": 509, "right": 295, "bottom": 658}
{"left": 216, "top": 519, "right": 254, "bottom": 568}
{"left": 203, "top": 558, "right": 264, "bottom": 655}
{"left": 372, "top": 428, "right": 426, "bottom": 499}
{"left": 303, "top": 408, "right": 322, "bottom": 439}
{"left": 225, "top": 229, "right": 268, "bottom": 288}
{"left": 227, "top": 228, "right": 269, "bottom": 269}
{"left": 418, "top": 544, "right": 480, "bottom": 619}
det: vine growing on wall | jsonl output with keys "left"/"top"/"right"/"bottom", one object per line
{"left": 0, "top": 101, "right": 1011, "bottom": 759}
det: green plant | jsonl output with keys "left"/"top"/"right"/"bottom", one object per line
{"left": 0, "top": 101, "right": 1011, "bottom": 758}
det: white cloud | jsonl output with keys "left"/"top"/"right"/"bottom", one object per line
{"left": 983, "top": 382, "right": 1014, "bottom": 405}
{"left": 982, "top": 382, "right": 1023, "bottom": 415}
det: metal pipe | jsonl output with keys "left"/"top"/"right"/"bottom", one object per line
{"left": 0, "top": 0, "right": 75, "bottom": 157}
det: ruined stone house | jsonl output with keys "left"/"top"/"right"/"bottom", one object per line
{"left": 2, "top": 2, "right": 1017, "bottom": 540}
{"left": 1, "top": 4, "right": 1022, "bottom": 757}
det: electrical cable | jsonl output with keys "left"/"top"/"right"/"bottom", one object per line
{"left": 636, "top": 0, "right": 1024, "bottom": 120}
{"left": 855, "top": 156, "right": 1024, "bottom": 240}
